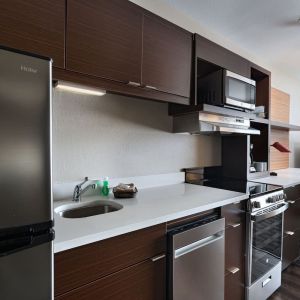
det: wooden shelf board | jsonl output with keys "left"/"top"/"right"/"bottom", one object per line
{"left": 270, "top": 120, "right": 300, "bottom": 131}
{"left": 251, "top": 117, "right": 270, "bottom": 125}
{"left": 248, "top": 171, "right": 270, "bottom": 180}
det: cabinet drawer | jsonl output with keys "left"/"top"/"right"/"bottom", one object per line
{"left": 222, "top": 201, "right": 245, "bottom": 227}
{"left": 55, "top": 224, "right": 166, "bottom": 296}
{"left": 55, "top": 255, "right": 166, "bottom": 300}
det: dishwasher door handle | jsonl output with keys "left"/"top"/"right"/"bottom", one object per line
{"left": 174, "top": 231, "right": 224, "bottom": 259}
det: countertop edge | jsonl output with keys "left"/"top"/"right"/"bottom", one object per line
{"left": 54, "top": 193, "right": 248, "bottom": 253}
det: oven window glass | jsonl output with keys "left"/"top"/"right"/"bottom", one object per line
{"left": 226, "top": 77, "right": 255, "bottom": 105}
{"left": 251, "top": 214, "right": 282, "bottom": 284}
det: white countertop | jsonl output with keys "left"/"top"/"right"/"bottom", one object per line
{"left": 254, "top": 168, "right": 300, "bottom": 188}
{"left": 54, "top": 183, "right": 248, "bottom": 253}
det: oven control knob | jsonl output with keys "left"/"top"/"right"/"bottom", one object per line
{"left": 267, "top": 196, "right": 276, "bottom": 203}
{"left": 253, "top": 201, "right": 261, "bottom": 208}
{"left": 278, "top": 194, "right": 285, "bottom": 200}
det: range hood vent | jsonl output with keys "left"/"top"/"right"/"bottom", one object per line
{"left": 173, "top": 112, "right": 260, "bottom": 135}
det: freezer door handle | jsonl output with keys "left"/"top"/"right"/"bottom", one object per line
{"left": 0, "top": 229, "right": 54, "bottom": 257}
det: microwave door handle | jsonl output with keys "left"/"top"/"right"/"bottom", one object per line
{"left": 251, "top": 203, "right": 289, "bottom": 222}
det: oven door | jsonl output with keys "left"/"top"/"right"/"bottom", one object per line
{"left": 225, "top": 70, "right": 256, "bottom": 111}
{"left": 247, "top": 203, "right": 289, "bottom": 286}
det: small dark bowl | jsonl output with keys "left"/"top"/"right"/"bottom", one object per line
{"left": 113, "top": 186, "right": 138, "bottom": 199}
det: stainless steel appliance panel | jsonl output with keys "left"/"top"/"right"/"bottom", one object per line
{"left": 0, "top": 48, "right": 52, "bottom": 229}
{"left": 170, "top": 218, "right": 225, "bottom": 300}
{"left": 0, "top": 241, "right": 53, "bottom": 300}
{"left": 246, "top": 262, "right": 281, "bottom": 300}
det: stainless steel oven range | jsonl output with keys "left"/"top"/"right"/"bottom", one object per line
{"left": 246, "top": 185, "right": 289, "bottom": 300}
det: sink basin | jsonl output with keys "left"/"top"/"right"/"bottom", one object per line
{"left": 55, "top": 200, "right": 123, "bottom": 219}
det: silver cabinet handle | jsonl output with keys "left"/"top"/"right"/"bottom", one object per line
{"left": 127, "top": 81, "right": 141, "bottom": 87}
{"left": 227, "top": 267, "right": 240, "bottom": 274}
{"left": 151, "top": 254, "right": 166, "bottom": 262}
{"left": 145, "top": 85, "right": 158, "bottom": 90}
{"left": 227, "top": 223, "right": 241, "bottom": 228}
{"left": 175, "top": 232, "right": 224, "bottom": 259}
{"left": 262, "top": 275, "right": 272, "bottom": 287}
{"left": 285, "top": 231, "right": 295, "bottom": 236}
{"left": 288, "top": 200, "right": 295, "bottom": 204}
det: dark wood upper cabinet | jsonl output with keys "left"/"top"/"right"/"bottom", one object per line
{"left": 195, "top": 34, "right": 250, "bottom": 78}
{"left": 67, "top": 0, "right": 143, "bottom": 84}
{"left": 0, "top": 0, "right": 65, "bottom": 68}
{"left": 142, "top": 13, "right": 192, "bottom": 98}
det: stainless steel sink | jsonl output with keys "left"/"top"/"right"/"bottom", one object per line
{"left": 55, "top": 200, "right": 123, "bottom": 219}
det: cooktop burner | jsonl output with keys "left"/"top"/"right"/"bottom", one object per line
{"left": 185, "top": 167, "right": 282, "bottom": 197}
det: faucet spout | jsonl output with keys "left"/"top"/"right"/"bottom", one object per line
{"left": 73, "top": 177, "right": 96, "bottom": 202}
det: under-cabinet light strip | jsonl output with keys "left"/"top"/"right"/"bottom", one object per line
{"left": 55, "top": 81, "right": 106, "bottom": 96}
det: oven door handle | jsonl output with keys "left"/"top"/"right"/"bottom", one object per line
{"left": 251, "top": 203, "right": 289, "bottom": 222}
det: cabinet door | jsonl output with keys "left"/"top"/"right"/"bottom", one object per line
{"left": 196, "top": 34, "right": 250, "bottom": 78}
{"left": 55, "top": 224, "right": 165, "bottom": 296}
{"left": 0, "top": 0, "right": 65, "bottom": 68}
{"left": 142, "top": 14, "right": 192, "bottom": 98}
{"left": 282, "top": 232, "right": 300, "bottom": 270}
{"left": 55, "top": 256, "right": 166, "bottom": 300}
{"left": 222, "top": 202, "right": 246, "bottom": 300}
{"left": 67, "top": 0, "right": 143, "bottom": 84}
{"left": 282, "top": 196, "right": 300, "bottom": 269}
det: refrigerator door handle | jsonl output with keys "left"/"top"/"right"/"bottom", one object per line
{"left": 0, "top": 230, "right": 54, "bottom": 257}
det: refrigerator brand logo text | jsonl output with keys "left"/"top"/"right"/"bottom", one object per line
{"left": 20, "top": 65, "right": 38, "bottom": 74}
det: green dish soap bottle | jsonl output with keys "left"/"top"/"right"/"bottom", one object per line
{"left": 101, "top": 177, "right": 110, "bottom": 196}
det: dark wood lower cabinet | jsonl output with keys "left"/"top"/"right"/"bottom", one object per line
{"left": 282, "top": 231, "right": 300, "bottom": 270}
{"left": 222, "top": 201, "right": 246, "bottom": 300}
{"left": 225, "top": 270, "right": 245, "bottom": 300}
{"left": 55, "top": 224, "right": 166, "bottom": 299}
{"left": 55, "top": 256, "right": 166, "bottom": 300}
{"left": 282, "top": 185, "right": 300, "bottom": 269}
{"left": 55, "top": 205, "right": 249, "bottom": 300}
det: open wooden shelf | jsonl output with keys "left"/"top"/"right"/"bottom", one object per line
{"left": 270, "top": 120, "right": 300, "bottom": 131}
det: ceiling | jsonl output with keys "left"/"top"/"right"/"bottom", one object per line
{"left": 162, "top": 0, "right": 300, "bottom": 81}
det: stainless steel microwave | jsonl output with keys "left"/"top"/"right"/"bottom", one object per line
{"left": 197, "top": 69, "right": 256, "bottom": 111}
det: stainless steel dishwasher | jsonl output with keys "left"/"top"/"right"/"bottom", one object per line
{"left": 168, "top": 214, "right": 225, "bottom": 300}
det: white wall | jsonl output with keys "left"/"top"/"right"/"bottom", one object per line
{"left": 52, "top": 90, "right": 221, "bottom": 183}
{"left": 130, "top": 0, "right": 300, "bottom": 167}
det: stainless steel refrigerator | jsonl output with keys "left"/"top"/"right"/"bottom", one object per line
{"left": 0, "top": 46, "right": 54, "bottom": 300}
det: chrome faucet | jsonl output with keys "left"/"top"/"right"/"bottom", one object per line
{"left": 73, "top": 177, "right": 96, "bottom": 202}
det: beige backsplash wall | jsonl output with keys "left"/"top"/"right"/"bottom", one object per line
{"left": 52, "top": 90, "right": 221, "bottom": 183}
